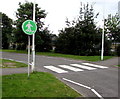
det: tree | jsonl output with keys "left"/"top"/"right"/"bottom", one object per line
{"left": 55, "top": 27, "right": 76, "bottom": 54}
{"left": 35, "top": 27, "right": 52, "bottom": 52}
{"left": 13, "top": 1, "right": 52, "bottom": 51}
{"left": 55, "top": 3, "right": 101, "bottom": 55}
{"left": 105, "top": 13, "right": 120, "bottom": 49}
{"left": 1, "top": 12, "right": 13, "bottom": 49}
{"left": 105, "top": 13, "right": 120, "bottom": 41}
{"left": 116, "top": 45, "right": 120, "bottom": 56}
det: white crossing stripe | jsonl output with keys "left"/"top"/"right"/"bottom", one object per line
{"left": 82, "top": 63, "right": 108, "bottom": 69}
{"left": 44, "top": 66, "right": 68, "bottom": 73}
{"left": 70, "top": 64, "right": 96, "bottom": 70}
{"left": 58, "top": 65, "right": 84, "bottom": 72}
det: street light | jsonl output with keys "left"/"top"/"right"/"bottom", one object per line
{"left": 101, "top": 3, "right": 105, "bottom": 61}
{"left": 32, "top": 0, "right": 36, "bottom": 72}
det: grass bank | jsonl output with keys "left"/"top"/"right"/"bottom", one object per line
{"left": 2, "top": 72, "right": 81, "bottom": 97}
{"left": 1, "top": 49, "right": 114, "bottom": 62}
{"left": 0, "top": 59, "right": 27, "bottom": 68}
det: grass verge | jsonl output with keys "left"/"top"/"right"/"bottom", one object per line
{"left": 0, "top": 59, "right": 27, "bottom": 68}
{"left": 1, "top": 49, "right": 114, "bottom": 61}
{"left": 36, "top": 52, "right": 113, "bottom": 61}
{"left": 1, "top": 49, "right": 27, "bottom": 54}
{"left": 2, "top": 72, "right": 81, "bottom": 97}
{"left": 117, "top": 65, "right": 120, "bottom": 67}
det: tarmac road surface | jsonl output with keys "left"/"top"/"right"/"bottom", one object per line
{"left": 1, "top": 52, "right": 119, "bottom": 98}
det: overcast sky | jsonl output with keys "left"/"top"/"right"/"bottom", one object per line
{"left": 0, "top": 0, "right": 120, "bottom": 35}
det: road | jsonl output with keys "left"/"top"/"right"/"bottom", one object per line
{"left": 2, "top": 52, "right": 119, "bottom": 98}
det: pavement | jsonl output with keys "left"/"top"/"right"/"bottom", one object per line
{"left": 1, "top": 52, "right": 120, "bottom": 98}
{"left": 96, "top": 57, "right": 119, "bottom": 67}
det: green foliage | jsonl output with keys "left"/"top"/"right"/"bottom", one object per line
{"left": 1, "top": 12, "right": 13, "bottom": 49}
{"left": 35, "top": 27, "right": 52, "bottom": 52}
{"left": 105, "top": 13, "right": 120, "bottom": 42}
{"left": 105, "top": 13, "right": 120, "bottom": 53}
{"left": 13, "top": 2, "right": 52, "bottom": 51}
{"left": 116, "top": 45, "right": 120, "bottom": 56}
{"left": 55, "top": 3, "right": 101, "bottom": 56}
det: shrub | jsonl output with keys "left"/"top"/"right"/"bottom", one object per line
{"left": 116, "top": 45, "right": 120, "bottom": 56}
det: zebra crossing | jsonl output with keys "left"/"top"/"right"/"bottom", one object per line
{"left": 44, "top": 63, "right": 108, "bottom": 74}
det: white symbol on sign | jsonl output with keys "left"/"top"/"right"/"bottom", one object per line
{"left": 26, "top": 22, "right": 33, "bottom": 32}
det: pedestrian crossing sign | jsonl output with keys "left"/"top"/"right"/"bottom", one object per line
{"left": 22, "top": 20, "right": 37, "bottom": 35}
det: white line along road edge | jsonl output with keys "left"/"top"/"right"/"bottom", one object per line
{"left": 3, "top": 58, "right": 27, "bottom": 64}
{"left": 63, "top": 78, "right": 104, "bottom": 99}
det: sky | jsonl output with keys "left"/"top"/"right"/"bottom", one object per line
{"left": 0, "top": 0, "right": 120, "bottom": 35}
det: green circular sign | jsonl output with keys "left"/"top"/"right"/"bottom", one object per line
{"left": 22, "top": 20, "right": 37, "bottom": 35}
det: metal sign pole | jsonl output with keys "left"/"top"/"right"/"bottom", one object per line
{"left": 32, "top": 0, "right": 36, "bottom": 72}
{"left": 28, "top": 36, "right": 31, "bottom": 77}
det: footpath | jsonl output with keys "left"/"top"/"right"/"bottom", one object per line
{"left": 95, "top": 57, "right": 119, "bottom": 67}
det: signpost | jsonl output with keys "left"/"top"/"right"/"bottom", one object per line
{"left": 22, "top": 20, "right": 37, "bottom": 35}
{"left": 22, "top": 20, "right": 37, "bottom": 77}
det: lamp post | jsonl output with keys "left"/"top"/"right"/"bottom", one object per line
{"left": 101, "top": 3, "right": 105, "bottom": 61}
{"left": 118, "top": 1, "right": 120, "bottom": 28}
{"left": 101, "top": 18, "right": 104, "bottom": 61}
{"left": 32, "top": 0, "right": 36, "bottom": 72}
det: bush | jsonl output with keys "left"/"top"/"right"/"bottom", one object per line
{"left": 116, "top": 45, "right": 120, "bottom": 56}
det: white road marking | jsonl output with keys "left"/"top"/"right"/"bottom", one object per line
{"left": 82, "top": 63, "right": 108, "bottom": 69}
{"left": 91, "top": 89, "right": 104, "bottom": 98}
{"left": 58, "top": 65, "right": 84, "bottom": 72}
{"left": 63, "top": 78, "right": 91, "bottom": 89}
{"left": 70, "top": 64, "right": 96, "bottom": 70}
{"left": 63, "top": 78, "right": 104, "bottom": 99}
{"left": 3, "top": 58, "right": 27, "bottom": 63}
{"left": 8, "top": 59, "right": 14, "bottom": 61}
{"left": 44, "top": 66, "right": 68, "bottom": 73}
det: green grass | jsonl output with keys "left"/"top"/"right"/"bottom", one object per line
{"left": 37, "top": 52, "right": 113, "bottom": 61}
{"left": 117, "top": 65, "right": 120, "bottom": 67}
{"left": 1, "top": 49, "right": 27, "bottom": 54}
{"left": 114, "top": 65, "right": 120, "bottom": 67}
{"left": 2, "top": 72, "right": 81, "bottom": 97}
{"left": 0, "top": 59, "right": 27, "bottom": 68}
{"left": 1, "top": 49, "right": 114, "bottom": 61}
